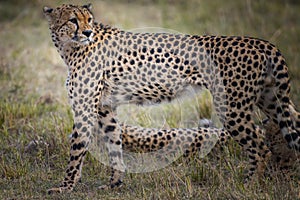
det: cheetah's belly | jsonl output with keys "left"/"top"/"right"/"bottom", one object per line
{"left": 101, "top": 75, "right": 197, "bottom": 107}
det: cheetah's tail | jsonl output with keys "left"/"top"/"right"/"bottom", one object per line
{"left": 271, "top": 51, "right": 300, "bottom": 151}
{"left": 276, "top": 100, "right": 300, "bottom": 151}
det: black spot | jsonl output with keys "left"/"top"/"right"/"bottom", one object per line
{"left": 240, "top": 138, "right": 247, "bottom": 145}
{"left": 228, "top": 120, "right": 236, "bottom": 126}
{"left": 279, "top": 121, "right": 286, "bottom": 129}
{"left": 230, "top": 112, "right": 238, "bottom": 118}
{"left": 110, "top": 118, "right": 117, "bottom": 123}
{"left": 98, "top": 111, "right": 108, "bottom": 118}
{"left": 73, "top": 131, "right": 79, "bottom": 138}
{"left": 267, "top": 104, "right": 276, "bottom": 110}
{"left": 238, "top": 126, "right": 244, "bottom": 132}
{"left": 167, "top": 135, "right": 172, "bottom": 140}
{"left": 223, "top": 41, "right": 228, "bottom": 47}
{"left": 105, "top": 125, "right": 116, "bottom": 132}
{"left": 230, "top": 102, "right": 236, "bottom": 108}
{"left": 231, "top": 130, "right": 239, "bottom": 136}
{"left": 232, "top": 41, "right": 238, "bottom": 46}
{"left": 245, "top": 128, "right": 251, "bottom": 135}
{"left": 159, "top": 141, "right": 165, "bottom": 147}
{"left": 246, "top": 114, "right": 251, "bottom": 121}
{"left": 276, "top": 64, "right": 284, "bottom": 71}
{"left": 225, "top": 57, "right": 230, "bottom": 64}
{"left": 76, "top": 122, "right": 82, "bottom": 129}
{"left": 279, "top": 83, "right": 288, "bottom": 90}
{"left": 276, "top": 107, "right": 282, "bottom": 113}
{"left": 285, "top": 134, "right": 292, "bottom": 143}
{"left": 72, "top": 144, "right": 78, "bottom": 150}
{"left": 277, "top": 73, "right": 288, "bottom": 79}
{"left": 290, "top": 132, "right": 298, "bottom": 140}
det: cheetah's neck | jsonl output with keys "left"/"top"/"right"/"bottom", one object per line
{"left": 51, "top": 23, "right": 120, "bottom": 71}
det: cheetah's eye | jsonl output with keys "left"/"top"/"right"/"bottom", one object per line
{"left": 69, "top": 18, "right": 77, "bottom": 24}
{"left": 88, "top": 17, "right": 93, "bottom": 23}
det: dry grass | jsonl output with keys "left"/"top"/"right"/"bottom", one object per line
{"left": 0, "top": 0, "right": 300, "bottom": 199}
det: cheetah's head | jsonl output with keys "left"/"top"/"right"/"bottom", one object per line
{"left": 43, "top": 4, "right": 94, "bottom": 46}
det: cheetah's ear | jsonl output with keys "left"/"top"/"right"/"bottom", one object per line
{"left": 43, "top": 6, "right": 53, "bottom": 15}
{"left": 82, "top": 3, "right": 92, "bottom": 12}
{"left": 43, "top": 6, "right": 54, "bottom": 20}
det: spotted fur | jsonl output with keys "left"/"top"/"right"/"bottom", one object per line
{"left": 43, "top": 4, "right": 300, "bottom": 193}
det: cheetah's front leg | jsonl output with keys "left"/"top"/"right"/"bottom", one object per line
{"left": 47, "top": 119, "right": 92, "bottom": 194}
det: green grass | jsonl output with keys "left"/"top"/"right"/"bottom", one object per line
{"left": 0, "top": 0, "right": 300, "bottom": 199}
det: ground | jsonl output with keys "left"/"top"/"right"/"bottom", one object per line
{"left": 0, "top": 0, "right": 299, "bottom": 199}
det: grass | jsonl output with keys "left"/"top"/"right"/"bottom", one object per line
{"left": 0, "top": 0, "right": 299, "bottom": 199}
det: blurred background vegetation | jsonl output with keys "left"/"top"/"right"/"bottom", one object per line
{"left": 0, "top": 0, "right": 299, "bottom": 199}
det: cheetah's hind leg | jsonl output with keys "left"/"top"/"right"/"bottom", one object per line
{"left": 93, "top": 106, "right": 125, "bottom": 190}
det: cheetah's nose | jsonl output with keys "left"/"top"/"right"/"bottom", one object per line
{"left": 82, "top": 30, "right": 92, "bottom": 37}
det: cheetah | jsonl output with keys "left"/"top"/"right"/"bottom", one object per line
{"left": 43, "top": 4, "right": 300, "bottom": 193}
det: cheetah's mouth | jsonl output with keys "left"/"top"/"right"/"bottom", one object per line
{"left": 80, "top": 38, "right": 91, "bottom": 45}
{"left": 72, "top": 34, "right": 94, "bottom": 45}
